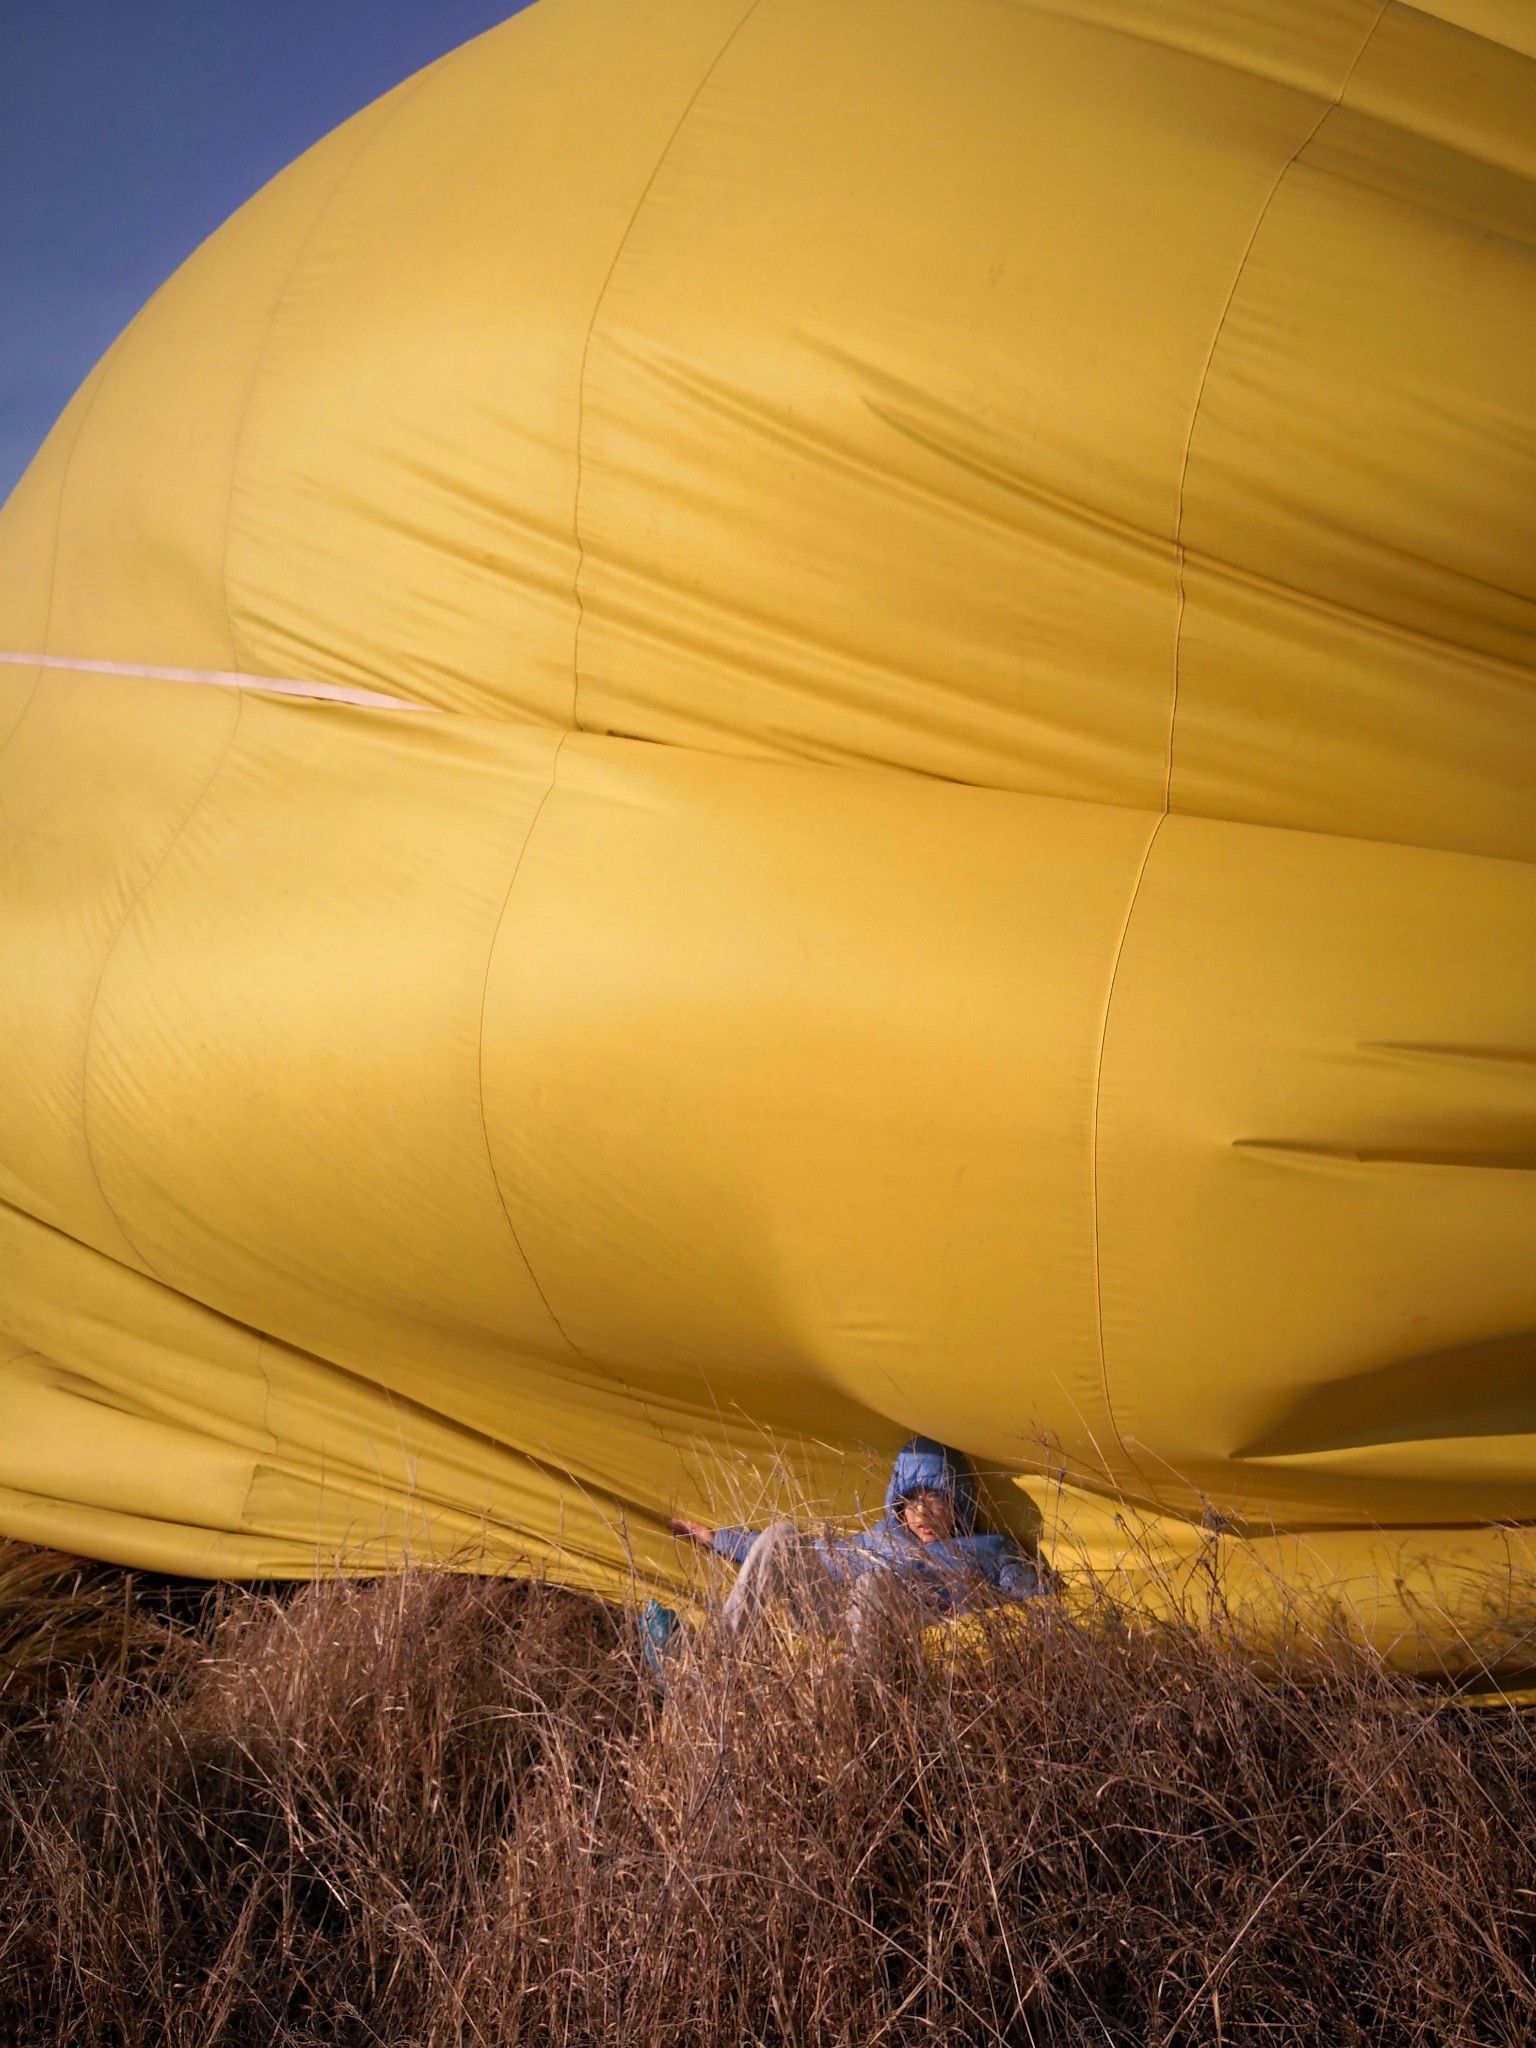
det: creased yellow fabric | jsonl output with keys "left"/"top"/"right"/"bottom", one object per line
{"left": 0, "top": 0, "right": 1532, "bottom": 1669}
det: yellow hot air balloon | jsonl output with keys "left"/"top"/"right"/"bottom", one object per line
{"left": 1, "top": 0, "right": 1533, "bottom": 1670}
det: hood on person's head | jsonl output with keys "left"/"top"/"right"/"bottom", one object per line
{"left": 884, "top": 1436, "right": 980, "bottom": 1536}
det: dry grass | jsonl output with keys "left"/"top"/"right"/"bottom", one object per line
{"left": 0, "top": 1541, "right": 179, "bottom": 1703}
{"left": 2, "top": 1540, "right": 1535, "bottom": 2046}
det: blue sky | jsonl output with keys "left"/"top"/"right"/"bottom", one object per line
{"left": 0, "top": 2, "right": 528, "bottom": 504}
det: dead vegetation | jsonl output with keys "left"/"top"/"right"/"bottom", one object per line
{"left": 2, "top": 1535, "right": 1535, "bottom": 2046}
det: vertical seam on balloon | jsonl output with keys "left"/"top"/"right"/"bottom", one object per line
{"left": 1162, "top": 0, "right": 1389, "bottom": 812}
{"left": 215, "top": 62, "right": 455, "bottom": 678}
{"left": 1086, "top": 811, "right": 1166, "bottom": 1484}
{"left": 0, "top": 321, "right": 139, "bottom": 767}
{"left": 77, "top": 692, "right": 247, "bottom": 1282}
{"left": 238, "top": 1333, "right": 276, "bottom": 1540}
{"left": 252, "top": 1334, "right": 277, "bottom": 1456}
{"left": 570, "top": 0, "right": 768, "bottom": 731}
{"left": 474, "top": 728, "right": 583, "bottom": 1353}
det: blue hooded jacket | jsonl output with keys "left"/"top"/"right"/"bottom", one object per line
{"left": 711, "top": 1437, "right": 1043, "bottom": 1617}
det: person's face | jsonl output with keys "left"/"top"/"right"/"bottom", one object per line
{"left": 899, "top": 1490, "right": 955, "bottom": 1543}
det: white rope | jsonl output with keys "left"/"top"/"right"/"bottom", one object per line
{"left": 0, "top": 651, "right": 435, "bottom": 713}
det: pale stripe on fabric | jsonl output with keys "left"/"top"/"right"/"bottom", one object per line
{"left": 0, "top": 650, "right": 434, "bottom": 713}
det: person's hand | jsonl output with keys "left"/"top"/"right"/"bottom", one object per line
{"left": 669, "top": 1516, "right": 714, "bottom": 1549}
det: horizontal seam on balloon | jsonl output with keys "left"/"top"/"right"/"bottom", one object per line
{"left": 0, "top": 651, "right": 433, "bottom": 712}
{"left": 1086, "top": 813, "right": 1166, "bottom": 1487}
{"left": 570, "top": 0, "right": 768, "bottom": 732}
{"left": 77, "top": 692, "right": 247, "bottom": 1285}
{"left": 217, "top": 54, "right": 458, "bottom": 678}
{"left": 474, "top": 729, "right": 581, "bottom": 1355}
{"left": 1163, "top": 0, "right": 1390, "bottom": 813}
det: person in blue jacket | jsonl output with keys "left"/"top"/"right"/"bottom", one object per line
{"left": 669, "top": 1435, "right": 1046, "bottom": 1623}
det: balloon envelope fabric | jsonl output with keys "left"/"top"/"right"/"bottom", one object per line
{"left": 1, "top": 0, "right": 1533, "bottom": 1670}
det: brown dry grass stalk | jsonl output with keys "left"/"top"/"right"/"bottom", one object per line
{"left": 2, "top": 1542, "right": 1535, "bottom": 2046}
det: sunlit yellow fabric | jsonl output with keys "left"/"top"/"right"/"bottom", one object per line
{"left": 0, "top": 0, "right": 1533, "bottom": 1672}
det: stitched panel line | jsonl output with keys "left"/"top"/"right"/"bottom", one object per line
{"left": 474, "top": 729, "right": 582, "bottom": 1352}
{"left": 79, "top": 693, "right": 248, "bottom": 1281}
{"left": 1086, "top": 813, "right": 1166, "bottom": 1471}
{"left": 1085, "top": 3, "right": 1391, "bottom": 1492}
{"left": 1163, "top": 0, "right": 1390, "bottom": 809}
{"left": 570, "top": 0, "right": 767, "bottom": 729}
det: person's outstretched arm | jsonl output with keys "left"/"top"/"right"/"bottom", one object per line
{"left": 709, "top": 1525, "right": 761, "bottom": 1564}
{"left": 669, "top": 1517, "right": 759, "bottom": 1565}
